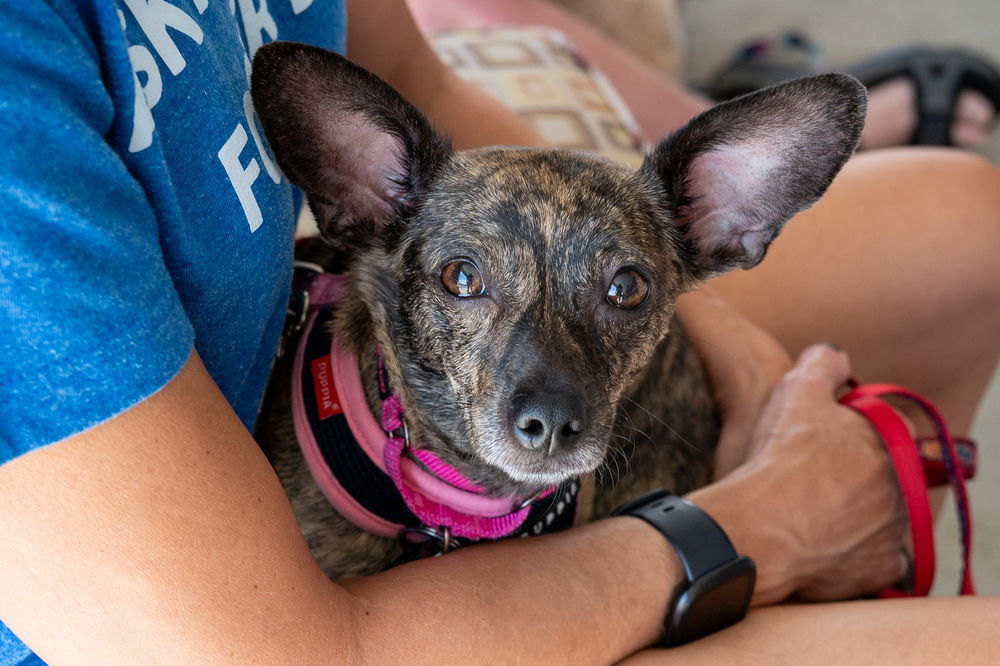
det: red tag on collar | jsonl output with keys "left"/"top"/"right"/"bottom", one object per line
{"left": 311, "top": 354, "right": 343, "bottom": 420}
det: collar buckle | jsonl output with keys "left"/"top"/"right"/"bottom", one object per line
{"left": 402, "top": 525, "right": 462, "bottom": 556}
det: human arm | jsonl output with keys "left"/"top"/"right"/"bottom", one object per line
{"left": 676, "top": 286, "right": 795, "bottom": 479}
{"left": 625, "top": 596, "right": 1000, "bottom": 665}
{"left": 0, "top": 2, "right": 708, "bottom": 661}
{"left": 0, "top": 352, "right": 680, "bottom": 664}
{"left": 1, "top": 345, "right": 915, "bottom": 664}
{"left": 625, "top": 344, "right": 1000, "bottom": 664}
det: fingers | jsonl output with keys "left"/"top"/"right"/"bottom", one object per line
{"left": 717, "top": 342, "right": 912, "bottom": 601}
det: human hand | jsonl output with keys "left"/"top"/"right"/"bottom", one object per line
{"left": 677, "top": 287, "right": 792, "bottom": 479}
{"left": 688, "top": 344, "right": 908, "bottom": 605}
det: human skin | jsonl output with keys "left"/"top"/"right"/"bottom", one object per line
{"left": 2, "top": 0, "right": 998, "bottom": 663}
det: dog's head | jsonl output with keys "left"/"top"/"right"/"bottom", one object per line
{"left": 252, "top": 42, "right": 865, "bottom": 495}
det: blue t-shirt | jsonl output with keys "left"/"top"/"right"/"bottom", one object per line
{"left": 0, "top": 0, "right": 346, "bottom": 662}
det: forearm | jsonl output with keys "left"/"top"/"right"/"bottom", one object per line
{"left": 0, "top": 353, "right": 681, "bottom": 664}
{"left": 687, "top": 472, "right": 800, "bottom": 606}
{"left": 415, "top": 67, "right": 551, "bottom": 149}
{"left": 625, "top": 597, "right": 1000, "bottom": 665}
{"left": 674, "top": 286, "right": 794, "bottom": 478}
{"left": 345, "top": 517, "right": 677, "bottom": 664}
{"left": 1, "top": 349, "right": 902, "bottom": 663}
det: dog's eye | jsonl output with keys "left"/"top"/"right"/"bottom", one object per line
{"left": 441, "top": 260, "right": 486, "bottom": 298}
{"left": 606, "top": 268, "right": 649, "bottom": 309}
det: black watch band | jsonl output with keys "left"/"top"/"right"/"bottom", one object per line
{"left": 612, "top": 489, "right": 756, "bottom": 647}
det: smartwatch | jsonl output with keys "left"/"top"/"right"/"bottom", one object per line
{"left": 612, "top": 489, "right": 756, "bottom": 647}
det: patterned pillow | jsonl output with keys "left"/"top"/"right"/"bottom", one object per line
{"left": 430, "top": 26, "right": 645, "bottom": 167}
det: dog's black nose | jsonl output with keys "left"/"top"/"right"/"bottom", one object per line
{"left": 510, "top": 392, "right": 587, "bottom": 455}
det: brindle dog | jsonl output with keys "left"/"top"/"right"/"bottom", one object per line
{"left": 251, "top": 42, "right": 866, "bottom": 579}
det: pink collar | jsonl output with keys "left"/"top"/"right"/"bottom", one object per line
{"left": 289, "top": 272, "right": 562, "bottom": 542}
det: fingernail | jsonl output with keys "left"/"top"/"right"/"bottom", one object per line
{"left": 820, "top": 341, "right": 843, "bottom": 352}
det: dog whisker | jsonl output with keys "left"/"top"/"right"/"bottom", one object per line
{"left": 619, "top": 396, "right": 698, "bottom": 453}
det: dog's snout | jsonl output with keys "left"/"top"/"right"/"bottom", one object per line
{"left": 510, "top": 392, "right": 587, "bottom": 455}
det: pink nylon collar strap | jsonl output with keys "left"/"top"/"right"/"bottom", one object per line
{"left": 288, "top": 270, "right": 578, "bottom": 545}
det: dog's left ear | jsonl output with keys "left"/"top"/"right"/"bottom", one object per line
{"left": 251, "top": 42, "right": 451, "bottom": 255}
{"left": 642, "top": 73, "right": 866, "bottom": 281}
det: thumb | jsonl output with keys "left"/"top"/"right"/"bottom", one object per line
{"left": 782, "top": 343, "right": 852, "bottom": 398}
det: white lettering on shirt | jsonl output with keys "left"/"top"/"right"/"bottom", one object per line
{"left": 127, "top": 45, "right": 161, "bottom": 152}
{"left": 237, "top": 0, "right": 278, "bottom": 56}
{"left": 119, "top": 0, "right": 298, "bottom": 232}
{"left": 290, "top": 0, "right": 315, "bottom": 14}
{"left": 218, "top": 125, "right": 264, "bottom": 232}
{"left": 124, "top": 0, "right": 204, "bottom": 76}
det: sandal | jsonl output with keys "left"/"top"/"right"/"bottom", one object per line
{"left": 849, "top": 47, "right": 1000, "bottom": 145}
{"left": 705, "top": 31, "right": 828, "bottom": 101}
{"left": 706, "top": 35, "right": 1000, "bottom": 146}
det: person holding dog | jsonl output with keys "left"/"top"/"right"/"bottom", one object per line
{"left": 1, "top": 0, "right": 998, "bottom": 663}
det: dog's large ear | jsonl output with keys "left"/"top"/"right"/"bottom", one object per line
{"left": 251, "top": 41, "right": 451, "bottom": 254}
{"left": 641, "top": 73, "right": 866, "bottom": 281}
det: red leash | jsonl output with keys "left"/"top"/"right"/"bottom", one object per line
{"left": 839, "top": 382, "right": 976, "bottom": 597}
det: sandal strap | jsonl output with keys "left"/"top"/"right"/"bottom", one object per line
{"left": 848, "top": 47, "right": 1000, "bottom": 146}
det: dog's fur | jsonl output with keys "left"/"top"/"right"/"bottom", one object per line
{"left": 251, "top": 42, "right": 866, "bottom": 579}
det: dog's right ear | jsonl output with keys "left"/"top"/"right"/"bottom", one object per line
{"left": 251, "top": 42, "right": 451, "bottom": 253}
{"left": 641, "top": 73, "right": 866, "bottom": 283}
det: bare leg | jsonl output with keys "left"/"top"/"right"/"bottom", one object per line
{"left": 711, "top": 148, "right": 1000, "bottom": 434}
{"left": 622, "top": 597, "right": 1000, "bottom": 664}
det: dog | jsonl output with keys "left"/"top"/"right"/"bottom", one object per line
{"left": 251, "top": 41, "right": 865, "bottom": 579}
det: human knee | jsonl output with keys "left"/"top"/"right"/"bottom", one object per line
{"left": 938, "top": 148, "right": 1000, "bottom": 188}
{"left": 908, "top": 148, "right": 1000, "bottom": 204}
{"left": 881, "top": 148, "right": 1000, "bottom": 240}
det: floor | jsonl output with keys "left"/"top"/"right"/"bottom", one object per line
{"left": 680, "top": 0, "right": 1000, "bottom": 595}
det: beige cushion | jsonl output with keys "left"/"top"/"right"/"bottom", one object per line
{"left": 430, "top": 26, "right": 645, "bottom": 168}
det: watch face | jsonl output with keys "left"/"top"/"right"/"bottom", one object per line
{"left": 665, "top": 557, "right": 756, "bottom": 647}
